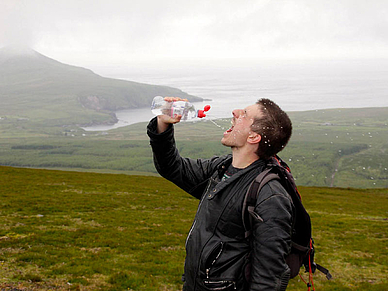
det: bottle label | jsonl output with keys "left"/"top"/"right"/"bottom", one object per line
{"left": 170, "top": 102, "right": 185, "bottom": 117}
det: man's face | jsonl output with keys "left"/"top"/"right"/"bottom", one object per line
{"left": 221, "top": 103, "right": 262, "bottom": 148}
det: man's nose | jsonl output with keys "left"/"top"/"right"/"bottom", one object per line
{"left": 232, "top": 109, "right": 243, "bottom": 118}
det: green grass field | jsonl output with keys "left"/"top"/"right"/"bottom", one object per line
{"left": 0, "top": 107, "right": 387, "bottom": 188}
{"left": 1, "top": 166, "right": 387, "bottom": 290}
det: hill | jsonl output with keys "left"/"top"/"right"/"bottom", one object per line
{"left": 0, "top": 45, "right": 201, "bottom": 126}
{"left": 0, "top": 166, "right": 387, "bottom": 290}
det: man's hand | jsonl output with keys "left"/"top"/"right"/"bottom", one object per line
{"left": 164, "top": 96, "right": 188, "bottom": 102}
{"left": 156, "top": 97, "right": 187, "bottom": 133}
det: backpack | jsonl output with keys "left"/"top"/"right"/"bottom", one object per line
{"left": 242, "top": 156, "right": 331, "bottom": 288}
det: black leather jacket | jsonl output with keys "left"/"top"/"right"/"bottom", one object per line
{"left": 147, "top": 117, "right": 294, "bottom": 291}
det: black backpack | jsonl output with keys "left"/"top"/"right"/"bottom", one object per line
{"left": 242, "top": 155, "right": 331, "bottom": 285}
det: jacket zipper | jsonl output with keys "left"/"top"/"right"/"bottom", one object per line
{"left": 185, "top": 178, "right": 215, "bottom": 248}
{"left": 203, "top": 280, "right": 237, "bottom": 290}
{"left": 185, "top": 220, "right": 196, "bottom": 248}
{"left": 206, "top": 242, "right": 224, "bottom": 278}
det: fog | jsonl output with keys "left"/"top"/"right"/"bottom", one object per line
{"left": 2, "top": 0, "right": 388, "bottom": 113}
{"left": 1, "top": 0, "right": 388, "bottom": 70}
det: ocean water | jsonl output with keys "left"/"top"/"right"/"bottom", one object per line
{"left": 83, "top": 59, "right": 388, "bottom": 131}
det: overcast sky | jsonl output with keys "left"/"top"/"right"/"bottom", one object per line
{"left": 1, "top": 0, "right": 388, "bottom": 68}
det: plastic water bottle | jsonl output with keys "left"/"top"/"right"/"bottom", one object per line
{"left": 151, "top": 96, "right": 211, "bottom": 120}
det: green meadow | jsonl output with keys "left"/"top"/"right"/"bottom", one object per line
{"left": 0, "top": 166, "right": 387, "bottom": 290}
{"left": 0, "top": 107, "right": 387, "bottom": 290}
{"left": 0, "top": 107, "right": 387, "bottom": 188}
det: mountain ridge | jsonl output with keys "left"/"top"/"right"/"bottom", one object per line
{"left": 0, "top": 46, "right": 201, "bottom": 126}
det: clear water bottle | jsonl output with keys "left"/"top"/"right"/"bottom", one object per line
{"left": 151, "top": 96, "right": 210, "bottom": 120}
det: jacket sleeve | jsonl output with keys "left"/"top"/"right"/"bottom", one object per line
{"left": 249, "top": 180, "right": 294, "bottom": 291}
{"left": 147, "top": 117, "right": 223, "bottom": 199}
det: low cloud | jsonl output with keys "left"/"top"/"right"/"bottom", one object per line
{"left": 1, "top": 0, "right": 387, "bottom": 66}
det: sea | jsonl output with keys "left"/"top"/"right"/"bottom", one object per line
{"left": 82, "top": 59, "right": 388, "bottom": 131}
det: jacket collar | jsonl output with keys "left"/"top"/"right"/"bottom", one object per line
{"left": 216, "top": 156, "right": 266, "bottom": 176}
{"left": 208, "top": 158, "right": 267, "bottom": 200}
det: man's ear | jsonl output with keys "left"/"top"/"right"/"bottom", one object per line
{"left": 247, "top": 132, "right": 261, "bottom": 144}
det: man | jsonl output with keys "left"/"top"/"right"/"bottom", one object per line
{"left": 147, "top": 98, "right": 294, "bottom": 291}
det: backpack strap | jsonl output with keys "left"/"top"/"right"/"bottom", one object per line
{"left": 316, "top": 263, "right": 333, "bottom": 280}
{"left": 242, "top": 167, "right": 280, "bottom": 238}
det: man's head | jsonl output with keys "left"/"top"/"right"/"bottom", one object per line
{"left": 221, "top": 98, "right": 292, "bottom": 160}
{"left": 251, "top": 98, "right": 292, "bottom": 160}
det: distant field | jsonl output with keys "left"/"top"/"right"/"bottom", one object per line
{"left": 0, "top": 107, "right": 387, "bottom": 188}
{"left": 0, "top": 166, "right": 387, "bottom": 290}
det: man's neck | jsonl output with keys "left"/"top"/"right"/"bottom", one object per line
{"left": 231, "top": 147, "right": 260, "bottom": 169}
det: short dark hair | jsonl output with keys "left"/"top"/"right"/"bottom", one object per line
{"left": 251, "top": 98, "right": 292, "bottom": 160}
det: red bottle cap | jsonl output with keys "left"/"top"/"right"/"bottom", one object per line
{"left": 197, "top": 105, "right": 211, "bottom": 118}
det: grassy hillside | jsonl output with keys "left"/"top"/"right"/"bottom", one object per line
{"left": 0, "top": 107, "right": 386, "bottom": 188}
{"left": 0, "top": 46, "right": 201, "bottom": 127}
{"left": 0, "top": 166, "right": 387, "bottom": 290}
